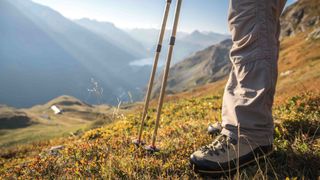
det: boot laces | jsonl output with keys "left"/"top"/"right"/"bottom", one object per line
{"left": 200, "top": 135, "right": 236, "bottom": 156}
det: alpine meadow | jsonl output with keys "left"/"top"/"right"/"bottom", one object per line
{"left": 0, "top": 0, "right": 319, "bottom": 179}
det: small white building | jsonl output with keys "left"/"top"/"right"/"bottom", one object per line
{"left": 51, "top": 105, "right": 62, "bottom": 114}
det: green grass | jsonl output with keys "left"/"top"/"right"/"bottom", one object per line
{"left": 0, "top": 95, "right": 131, "bottom": 148}
{"left": 0, "top": 91, "right": 319, "bottom": 179}
{"left": 0, "top": 124, "right": 87, "bottom": 148}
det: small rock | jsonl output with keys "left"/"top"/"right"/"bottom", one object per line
{"left": 307, "top": 28, "right": 320, "bottom": 40}
{"left": 280, "top": 70, "right": 293, "bottom": 77}
{"left": 48, "top": 145, "right": 65, "bottom": 156}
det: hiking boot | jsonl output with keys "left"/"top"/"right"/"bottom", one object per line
{"left": 190, "top": 135, "right": 273, "bottom": 177}
{"left": 207, "top": 123, "right": 222, "bottom": 136}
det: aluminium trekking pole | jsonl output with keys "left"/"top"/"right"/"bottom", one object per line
{"left": 133, "top": 0, "right": 173, "bottom": 146}
{"left": 145, "top": 0, "right": 183, "bottom": 152}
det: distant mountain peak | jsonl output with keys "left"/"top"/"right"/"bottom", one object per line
{"left": 76, "top": 18, "right": 116, "bottom": 27}
{"left": 191, "top": 30, "right": 201, "bottom": 35}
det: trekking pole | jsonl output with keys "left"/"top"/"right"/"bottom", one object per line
{"left": 133, "top": 0, "right": 173, "bottom": 146}
{"left": 145, "top": 0, "right": 183, "bottom": 152}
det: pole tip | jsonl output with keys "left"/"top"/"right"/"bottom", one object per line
{"left": 145, "top": 145, "right": 160, "bottom": 153}
{"left": 132, "top": 139, "right": 146, "bottom": 146}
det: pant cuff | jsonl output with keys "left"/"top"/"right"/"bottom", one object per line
{"left": 221, "top": 128, "right": 238, "bottom": 141}
{"left": 221, "top": 128, "right": 274, "bottom": 146}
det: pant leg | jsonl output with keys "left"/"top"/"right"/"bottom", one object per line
{"left": 221, "top": 0, "right": 287, "bottom": 146}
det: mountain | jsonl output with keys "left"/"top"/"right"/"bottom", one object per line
{"left": 151, "top": 39, "right": 232, "bottom": 97}
{"left": 280, "top": 0, "right": 320, "bottom": 39}
{"left": 126, "top": 28, "right": 230, "bottom": 65}
{"left": 276, "top": 0, "right": 320, "bottom": 98}
{"left": 0, "top": 0, "right": 150, "bottom": 108}
{"left": 173, "top": 31, "right": 230, "bottom": 65}
{"left": 74, "top": 18, "right": 146, "bottom": 58}
{"left": 126, "top": 28, "right": 167, "bottom": 49}
{"left": 179, "top": 30, "right": 230, "bottom": 47}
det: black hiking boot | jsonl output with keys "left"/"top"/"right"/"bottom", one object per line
{"left": 190, "top": 135, "right": 273, "bottom": 178}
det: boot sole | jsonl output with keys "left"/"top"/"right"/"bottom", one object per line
{"left": 190, "top": 149, "right": 273, "bottom": 178}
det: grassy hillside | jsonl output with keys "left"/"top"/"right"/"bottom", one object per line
{"left": 0, "top": 96, "right": 131, "bottom": 148}
{"left": 276, "top": 30, "right": 320, "bottom": 102}
{"left": 0, "top": 91, "right": 319, "bottom": 179}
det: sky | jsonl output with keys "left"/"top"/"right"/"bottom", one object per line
{"left": 32, "top": 0, "right": 296, "bottom": 34}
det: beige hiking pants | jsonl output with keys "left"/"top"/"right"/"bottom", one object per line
{"left": 221, "top": 0, "right": 287, "bottom": 146}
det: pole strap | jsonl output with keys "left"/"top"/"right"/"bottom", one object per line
{"left": 169, "top": 36, "right": 176, "bottom": 45}
{"left": 166, "top": 0, "right": 172, "bottom": 3}
{"left": 156, "top": 44, "right": 162, "bottom": 52}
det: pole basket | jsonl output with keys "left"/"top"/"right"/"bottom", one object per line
{"left": 145, "top": 145, "right": 160, "bottom": 153}
{"left": 132, "top": 139, "right": 146, "bottom": 146}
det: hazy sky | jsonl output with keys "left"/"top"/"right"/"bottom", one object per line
{"left": 32, "top": 0, "right": 296, "bottom": 34}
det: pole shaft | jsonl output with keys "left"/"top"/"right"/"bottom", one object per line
{"left": 137, "top": 0, "right": 172, "bottom": 142}
{"left": 151, "top": 0, "right": 183, "bottom": 147}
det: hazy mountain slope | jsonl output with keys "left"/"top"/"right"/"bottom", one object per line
{"left": 152, "top": 39, "right": 232, "bottom": 97}
{"left": 180, "top": 30, "right": 230, "bottom": 47}
{"left": 126, "top": 28, "right": 166, "bottom": 49}
{"left": 0, "top": 0, "right": 147, "bottom": 107}
{"left": 173, "top": 32, "right": 230, "bottom": 65}
{"left": 0, "top": 0, "right": 95, "bottom": 107}
{"left": 172, "top": 31, "right": 230, "bottom": 65}
{"left": 127, "top": 29, "right": 230, "bottom": 65}
{"left": 75, "top": 18, "right": 146, "bottom": 58}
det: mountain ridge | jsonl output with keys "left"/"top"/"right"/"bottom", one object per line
{"left": 0, "top": 0, "right": 150, "bottom": 108}
{"left": 74, "top": 18, "right": 147, "bottom": 58}
{"left": 126, "top": 28, "right": 230, "bottom": 65}
{"left": 281, "top": 0, "right": 320, "bottom": 38}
